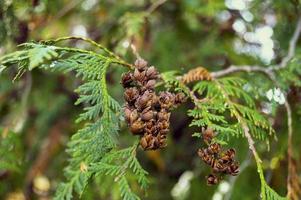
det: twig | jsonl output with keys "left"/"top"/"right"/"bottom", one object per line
{"left": 282, "top": 96, "right": 301, "bottom": 200}
{"left": 284, "top": 100, "right": 293, "bottom": 197}
{"left": 212, "top": 15, "right": 301, "bottom": 78}
{"left": 214, "top": 80, "right": 262, "bottom": 163}
{"left": 266, "top": 77, "right": 299, "bottom": 199}
{"left": 274, "top": 16, "right": 301, "bottom": 70}
{"left": 130, "top": 44, "right": 142, "bottom": 59}
{"left": 40, "top": 37, "right": 134, "bottom": 69}
{"left": 147, "top": 0, "right": 168, "bottom": 14}
{"left": 211, "top": 65, "right": 276, "bottom": 80}
{"left": 239, "top": 117, "right": 269, "bottom": 200}
{"left": 45, "top": 36, "right": 119, "bottom": 59}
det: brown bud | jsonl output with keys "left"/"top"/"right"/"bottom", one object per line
{"left": 133, "top": 68, "right": 147, "bottom": 82}
{"left": 130, "top": 119, "right": 144, "bottom": 135}
{"left": 219, "top": 148, "right": 235, "bottom": 165}
{"left": 135, "top": 58, "right": 148, "bottom": 71}
{"left": 140, "top": 135, "right": 150, "bottom": 150}
{"left": 124, "top": 87, "right": 139, "bottom": 103}
{"left": 124, "top": 106, "right": 132, "bottom": 122}
{"left": 141, "top": 110, "right": 155, "bottom": 121}
{"left": 157, "top": 111, "right": 170, "bottom": 121}
{"left": 129, "top": 109, "right": 139, "bottom": 124}
{"left": 145, "top": 79, "right": 156, "bottom": 90}
{"left": 146, "top": 66, "right": 158, "bottom": 79}
{"left": 219, "top": 156, "right": 231, "bottom": 165}
{"left": 157, "top": 134, "right": 167, "bottom": 147}
{"left": 174, "top": 92, "right": 186, "bottom": 105}
{"left": 140, "top": 134, "right": 159, "bottom": 150}
{"left": 227, "top": 162, "right": 239, "bottom": 176}
{"left": 198, "top": 148, "right": 216, "bottom": 167}
{"left": 213, "top": 160, "right": 227, "bottom": 173}
{"left": 145, "top": 122, "right": 157, "bottom": 135}
{"left": 225, "top": 148, "right": 236, "bottom": 159}
{"left": 152, "top": 137, "right": 160, "bottom": 149}
{"left": 146, "top": 119, "right": 156, "bottom": 129}
{"left": 157, "top": 121, "right": 169, "bottom": 130}
{"left": 151, "top": 95, "right": 160, "bottom": 110}
{"left": 145, "top": 126, "right": 156, "bottom": 135}
{"left": 135, "top": 91, "right": 153, "bottom": 110}
{"left": 121, "top": 72, "right": 133, "bottom": 88}
{"left": 158, "top": 91, "right": 175, "bottom": 109}
{"left": 208, "top": 143, "right": 221, "bottom": 154}
{"left": 206, "top": 174, "right": 219, "bottom": 185}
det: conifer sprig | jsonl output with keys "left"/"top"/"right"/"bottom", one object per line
{"left": 162, "top": 70, "right": 286, "bottom": 199}
{"left": 0, "top": 38, "right": 147, "bottom": 200}
{"left": 0, "top": 37, "right": 289, "bottom": 199}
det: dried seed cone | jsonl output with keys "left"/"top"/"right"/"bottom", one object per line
{"left": 197, "top": 128, "right": 240, "bottom": 185}
{"left": 206, "top": 174, "right": 219, "bottom": 185}
{"left": 121, "top": 72, "right": 133, "bottom": 88}
{"left": 182, "top": 67, "right": 212, "bottom": 84}
{"left": 121, "top": 58, "right": 186, "bottom": 150}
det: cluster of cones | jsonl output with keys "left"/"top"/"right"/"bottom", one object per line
{"left": 122, "top": 59, "right": 186, "bottom": 150}
{"left": 198, "top": 128, "right": 239, "bottom": 185}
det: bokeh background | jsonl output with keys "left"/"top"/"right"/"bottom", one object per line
{"left": 1, "top": 0, "right": 301, "bottom": 200}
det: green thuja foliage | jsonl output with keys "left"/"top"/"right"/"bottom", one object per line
{"left": 191, "top": 77, "right": 274, "bottom": 141}
{"left": 162, "top": 71, "right": 287, "bottom": 200}
{"left": 162, "top": 72, "right": 273, "bottom": 140}
{"left": 0, "top": 38, "right": 287, "bottom": 200}
{"left": 256, "top": 157, "right": 288, "bottom": 200}
{"left": 263, "top": 183, "right": 288, "bottom": 200}
{"left": 0, "top": 38, "right": 148, "bottom": 200}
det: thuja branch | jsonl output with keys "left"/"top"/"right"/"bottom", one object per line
{"left": 211, "top": 65, "right": 276, "bottom": 80}
{"left": 0, "top": 39, "right": 149, "bottom": 200}
{"left": 208, "top": 79, "right": 284, "bottom": 199}
{"left": 45, "top": 36, "right": 116, "bottom": 57}
{"left": 284, "top": 100, "right": 295, "bottom": 199}
{"left": 209, "top": 62, "right": 295, "bottom": 199}
{"left": 41, "top": 36, "right": 134, "bottom": 69}
{"left": 0, "top": 25, "right": 296, "bottom": 198}
{"left": 213, "top": 79, "right": 263, "bottom": 164}
{"left": 174, "top": 65, "right": 285, "bottom": 197}
{"left": 208, "top": 16, "right": 301, "bottom": 198}
{"left": 146, "top": 0, "right": 167, "bottom": 14}
{"left": 114, "top": 141, "right": 140, "bottom": 182}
